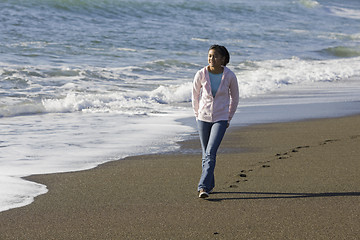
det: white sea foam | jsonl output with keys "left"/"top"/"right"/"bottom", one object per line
{"left": 2, "top": 57, "right": 360, "bottom": 118}
{"left": 191, "top": 38, "right": 210, "bottom": 42}
{"left": 0, "top": 109, "right": 195, "bottom": 212}
{"left": 117, "top": 48, "right": 137, "bottom": 52}
{"left": 150, "top": 82, "right": 192, "bottom": 104}
{"left": 329, "top": 6, "right": 360, "bottom": 20}
{"left": 299, "top": 0, "right": 320, "bottom": 8}
{"left": 235, "top": 57, "right": 360, "bottom": 98}
{"left": 0, "top": 176, "right": 47, "bottom": 212}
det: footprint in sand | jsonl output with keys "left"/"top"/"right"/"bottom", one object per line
{"left": 296, "top": 145, "right": 310, "bottom": 149}
{"left": 275, "top": 152, "right": 290, "bottom": 160}
{"left": 289, "top": 146, "right": 310, "bottom": 153}
{"left": 320, "top": 139, "right": 339, "bottom": 145}
{"left": 227, "top": 144, "right": 316, "bottom": 190}
{"left": 230, "top": 171, "right": 251, "bottom": 186}
{"left": 258, "top": 160, "right": 271, "bottom": 164}
{"left": 235, "top": 179, "right": 248, "bottom": 183}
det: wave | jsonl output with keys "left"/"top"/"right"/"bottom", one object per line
{"left": 2, "top": 54, "right": 360, "bottom": 118}
{"left": 4, "top": 0, "right": 205, "bottom": 20}
{"left": 0, "top": 83, "right": 193, "bottom": 118}
{"left": 318, "top": 32, "right": 360, "bottom": 42}
{"left": 328, "top": 6, "right": 360, "bottom": 20}
{"left": 298, "top": 0, "right": 320, "bottom": 8}
{"left": 41, "top": 83, "right": 193, "bottom": 115}
{"left": 234, "top": 56, "right": 360, "bottom": 98}
{"left": 321, "top": 46, "right": 360, "bottom": 58}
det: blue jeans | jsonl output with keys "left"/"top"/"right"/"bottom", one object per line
{"left": 197, "top": 120, "right": 228, "bottom": 192}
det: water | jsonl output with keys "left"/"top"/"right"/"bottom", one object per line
{"left": 1, "top": 0, "right": 360, "bottom": 212}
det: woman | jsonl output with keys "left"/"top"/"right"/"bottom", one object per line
{"left": 192, "top": 45, "right": 239, "bottom": 198}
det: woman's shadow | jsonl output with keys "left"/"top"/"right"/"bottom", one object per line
{"left": 206, "top": 191, "right": 360, "bottom": 202}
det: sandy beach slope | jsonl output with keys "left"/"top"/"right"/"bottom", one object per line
{"left": 0, "top": 115, "right": 359, "bottom": 240}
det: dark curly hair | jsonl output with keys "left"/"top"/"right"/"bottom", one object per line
{"left": 208, "top": 45, "right": 230, "bottom": 66}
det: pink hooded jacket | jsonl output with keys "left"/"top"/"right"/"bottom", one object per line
{"left": 192, "top": 66, "right": 239, "bottom": 123}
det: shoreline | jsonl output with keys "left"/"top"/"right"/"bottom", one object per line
{"left": 1, "top": 114, "right": 360, "bottom": 239}
{"left": 2, "top": 94, "right": 360, "bottom": 214}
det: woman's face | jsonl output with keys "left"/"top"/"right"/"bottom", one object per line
{"left": 208, "top": 49, "right": 224, "bottom": 69}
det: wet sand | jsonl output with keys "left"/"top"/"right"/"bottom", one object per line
{"left": 0, "top": 115, "right": 359, "bottom": 240}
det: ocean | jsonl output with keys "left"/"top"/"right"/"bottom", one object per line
{"left": 1, "top": 0, "right": 360, "bottom": 212}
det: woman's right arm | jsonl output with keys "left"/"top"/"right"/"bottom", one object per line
{"left": 192, "top": 71, "right": 202, "bottom": 119}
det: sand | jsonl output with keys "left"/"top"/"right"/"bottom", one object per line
{"left": 0, "top": 115, "right": 359, "bottom": 240}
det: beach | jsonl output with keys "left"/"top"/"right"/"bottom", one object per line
{"left": 0, "top": 114, "right": 359, "bottom": 240}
